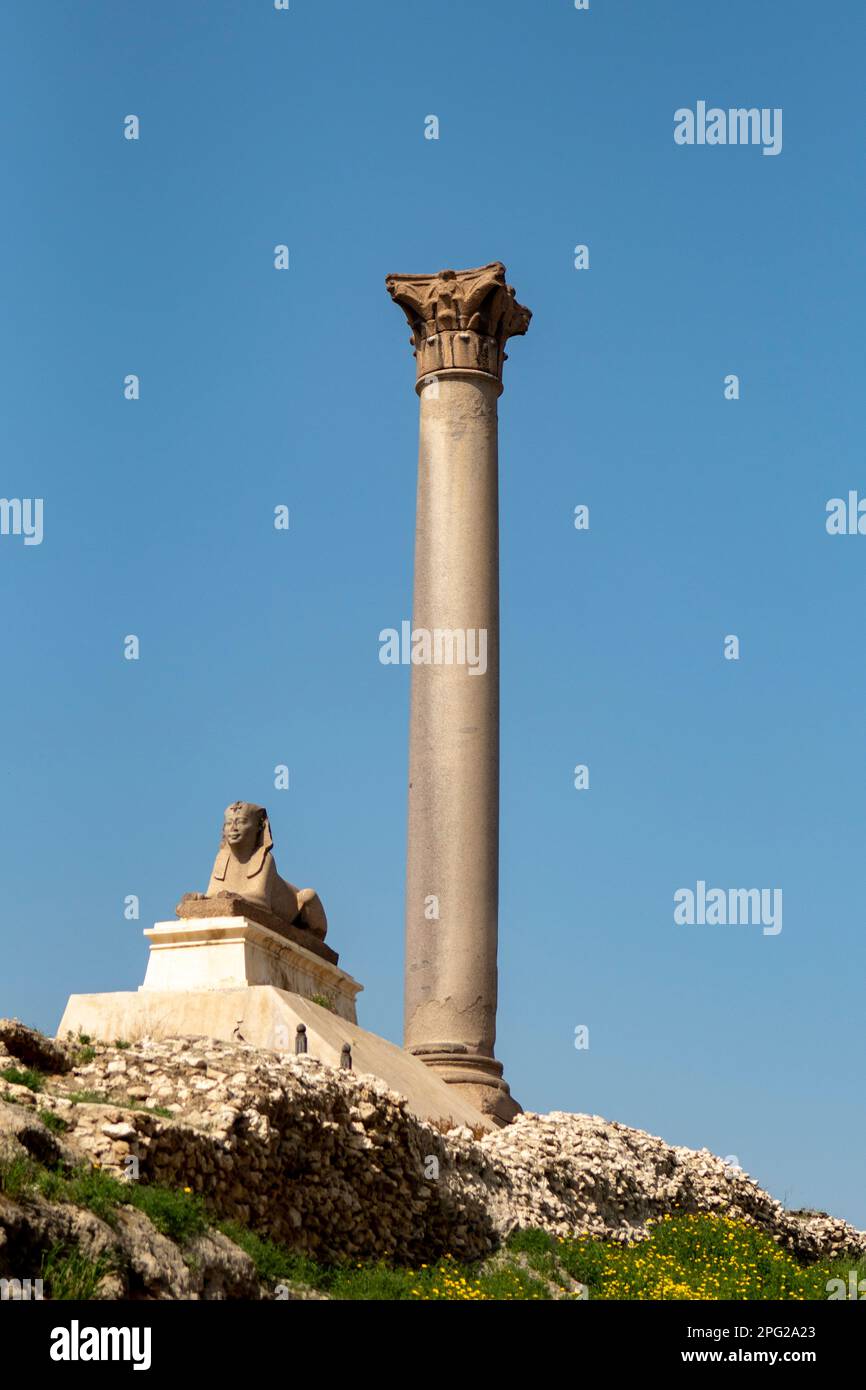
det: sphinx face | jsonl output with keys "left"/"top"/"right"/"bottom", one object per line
{"left": 222, "top": 802, "right": 262, "bottom": 858}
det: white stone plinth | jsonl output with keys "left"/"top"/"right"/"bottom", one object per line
{"left": 56, "top": 985, "right": 492, "bottom": 1129}
{"left": 140, "top": 918, "right": 362, "bottom": 1024}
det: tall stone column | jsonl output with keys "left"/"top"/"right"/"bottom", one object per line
{"left": 385, "top": 262, "right": 531, "bottom": 1126}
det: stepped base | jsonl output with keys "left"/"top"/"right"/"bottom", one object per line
{"left": 410, "top": 1045, "right": 522, "bottom": 1126}
{"left": 56, "top": 985, "right": 494, "bottom": 1131}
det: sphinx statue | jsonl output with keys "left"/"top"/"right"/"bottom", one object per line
{"left": 179, "top": 801, "right": 328, "bottom": 942}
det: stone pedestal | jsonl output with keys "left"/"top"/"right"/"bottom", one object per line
{"left": 57, "top": 915, "right": 495, "bottom": 1127}
{"left": 56, "top": 985, "right": 492, "bottom": 1131}
{"left": 386, "top": 262, "right": 531, "bottom": 1125}
{"left": 140, "top": 918, "right": 361, "bottom": 1023}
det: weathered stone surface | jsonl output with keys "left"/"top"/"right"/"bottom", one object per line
{"left": 138, "top": 919, "right": 358, "bottom": 1019}
{"left": 176, "top": 893, "right": 338, "bottom": 965}
{"left": 0, "top": 1192, "right": 126, "bottom": 1297}
{"left": 0, "top": 1100, "right": 76, "bottom": 1171}
{"left": 0, "top": 1181, "right": 264, "bottom": 1300}
{"left": 386, "top": 262, "right": 531, "bottom": 386}
{"left": 55, "top": 987, "right": 488, "bottom": 1129}
{"left": 116, "top": 1207, "right": 261, "bottom": 1300}
{"left": 0, "top": 1019, "right": 73, "bottom": 1074}
{"left": 191, "top": 801, "right": 327, "bottom": 941}
{"left": 474, "top": 1111, "right": 866, "bottom": 1264}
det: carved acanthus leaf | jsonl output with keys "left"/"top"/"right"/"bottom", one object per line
{"left": 386, "top": 262, "right": 531, "bottom": 385}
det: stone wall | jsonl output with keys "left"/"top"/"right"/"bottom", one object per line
{"left": 1, "top": 1023, "right": 863, "bottom": 1283}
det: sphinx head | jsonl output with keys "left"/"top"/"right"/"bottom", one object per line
{"left": 221, "top": 802, "right": 273, "bottom": 867}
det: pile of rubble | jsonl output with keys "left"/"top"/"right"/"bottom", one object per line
{"left": 0, "top": 1021, "right": 861, "bottom": 1297}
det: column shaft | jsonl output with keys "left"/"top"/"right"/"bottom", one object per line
{"left": 405, "top": 375, "right": 500, "bottom": 1075}
{"left": 386, "top": 262, "right": 530, "bottom": 1125}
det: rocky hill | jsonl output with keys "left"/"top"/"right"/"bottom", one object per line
{"left": 1, "top": 1020, "right": 862, "bottom": 1299}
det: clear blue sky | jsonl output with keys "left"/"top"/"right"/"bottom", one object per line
{"left": 1, "top": 1, "right": 864, "bottom": 1226}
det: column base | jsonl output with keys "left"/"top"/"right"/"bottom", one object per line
{"left": 408, "top": 1045, "right": 521, "bottom": 1127}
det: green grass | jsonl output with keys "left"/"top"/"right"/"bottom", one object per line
{"left": 214, "top": 1223, "right": 552, "bottom": 1300}
{"left": 36, "top": 1163, "right": 129, "bottom": 1224}
{"left": 0, "top": 1066, "right": 44, "bottom": 1093}
{"left": 217, "top": 1216, "right": 866, "bottom": 1301}
{"left": 131, "top": 1184, "right": 209, "bottom": 1243}
{"left": 36, "top": 1109, "right": 70, "bottom": 1134}
{"left": 549, "top": 1214, "right": 866, "bottom": 1301}
{"left": 218, "top": 1220, "right": 329, "bottom": 1287}
{"left": 0, "top": 1152, "right": 207, "bottom": 1244}
{"left": 0, "top": 1154, "right": 41, "bottom": 1200}
{"left": 40, "top": 1242, "right": 117, "bottom": 1300}
{"left": 65, "top": 1090, "right": 172, "bottom": 1118}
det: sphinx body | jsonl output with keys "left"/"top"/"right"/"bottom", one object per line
{"left": 193, "top": 801, "right": 327, "bottom": 941}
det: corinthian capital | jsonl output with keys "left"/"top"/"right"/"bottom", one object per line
{"left": 385, "top": 261, "right": 531, "bottom": 389}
